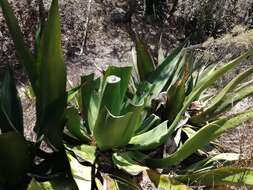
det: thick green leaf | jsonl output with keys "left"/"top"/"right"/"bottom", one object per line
{"left": 104, "top": 175, "right": 138, "bottom": 190}
{"left": 100, "top": 75, "right": 122, "bottom": 116}
{"left": 167, "top": 49, "right": 253, "bottom": 138}
{"left": 0, "top": 132, "right": 33, "bottom": 189}
{"left": 65, "top": 144, "right": 96, "bottom": 164}
{"left": 81, "top": 74, "right": 101, "bottom": 132}
{"left": 147, "top": 170, "right": 191, "bottom": 190}
{"left": 0, "top": 67, "right": 23, "bottom": 134}
{"left": 166, "top": 78, "right": 186, "bottom": 124}
{"left": 176, "top": 167, "right": 253, "bottom": 187}
{"left": 147, "top": 43, "right": 186, "bottom": 95}
{"left": 104, "top": 66, "right": 132, "bottom": 104}
{"left": 27, "top": 177, "right": 78, "bottom": 190}
{"left": 67, "top": 85, "right": 81, "bottom": 103}
{"left": 136, "top": 114, "right": 161, "bottom": 134}
{"left": 129, "top": 120, "right": 168, "bottom": 150}
{"left": 135, "top": 35, "right": 155, "bottom": 81}
{"left": 0, "top": 0, "right": 37, "bottom": 92}
{"left": 145, "top": 108, "right": 253, "bottom": 168}
{"left": 185, "top": 153, "right": 240, "bottom": 173}
{"left": 112, "top": 152, "right": 148, "bottom": 175}
{"left": 214, "top": 86, "right": 253, "bottom": 116}
{"left": 191, "top": 67, "right": 253, "bottom": 123}
{"left": 94, "top": 104, "right": 143, "bottom": 151}
{"left": 65, "top": 107, "right": 91, "bottom": 143}
{"left": 67, "top": 152, "right": 92, "bottom": 190}
{"left": 35, "top": 0, "right": 67, "bottom": 150}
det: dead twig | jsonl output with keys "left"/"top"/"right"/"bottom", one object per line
{"left": 78, "top": 0, "right": 92, "bottom": 55}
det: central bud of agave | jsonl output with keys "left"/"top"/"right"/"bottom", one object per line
{"left": 106, "top": 75, "right": 121, "bottom": 84}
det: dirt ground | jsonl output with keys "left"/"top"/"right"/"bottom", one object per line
{"left": 0, "top": 0, "right": 253, "bottom": 185}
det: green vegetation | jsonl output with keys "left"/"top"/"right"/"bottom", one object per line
{"left": 0, "top": 0, "right": 253, "bottom": 189}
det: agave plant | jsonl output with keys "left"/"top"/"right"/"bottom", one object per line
{"left": 60, "top": 37, "right": 253, "bottom": 189}
{"left": 1, "top": 0, "right": 253, "bottom": 189}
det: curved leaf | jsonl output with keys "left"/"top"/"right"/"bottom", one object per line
{"left": 35, "top": 0, "right": 67, "bottom": 150}
{"left": 65, "top": 107, "right": 91, "bottom": 143}
{"left": 167, "top": 49, "right": 253, "bottom": 138}
{"left": 176, "top": 167, "right": 253, "bottom": 187}
{"left": 94, "top": 104, "right": 143, "bottom": 150}
{"left": 147, "top": 170, "right": 191, "bottom": 190}
{"left": 135, "top": 34, "right": 155, "bottom": 81}
{"left": 112, "top": 152, "right": 148, "bottom": 175}
{"left": 129, "top": 121, "right": 168, "bottom": 150}
{"left": 145, "top": 108, "right": 253, "bottom": 168}
{"left": 65, "top": 144, "right": 96, "bottom": 164}
{"left": 191, "top": 67, "right": 253, "bottom": 123}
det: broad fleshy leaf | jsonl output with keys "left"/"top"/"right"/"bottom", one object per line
{"left": 65, "top": 107, "right": 91, "bottom": 143}
{"left": 67, "top": 152, "right": 92, "bottom": 189}
{"left": 135, "top": 35, "right": 155, "bottom": 81}
{"left": 147, "top": 170, "right": 192, "bottom": 190}
{"left": 27, "top": 177, "right": 78, "bottom": 190}
{"left": 65, "top": 144, "right": 96, "bottom": 164}
{"left": 94, "top": 104, "right": 142, "bottom": 150}
{"left": 129, "top": 121, "right": 168, "bottom": 150}
{"left": 35, "top": 0, "right": 67, "bottom": 150}
{"left": 80, "top": 74, "right": 101, "bottom": 132}
{"left": 104, "top": 66, "right": 132, "bottom": 104}
{"left": 112, "top": 152, "right": 148, "bottom": 175}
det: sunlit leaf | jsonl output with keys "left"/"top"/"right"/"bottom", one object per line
{"left": 176, "top": 167, "right": 253, "bottom": 187}
{"left": 145, "top": 108, "right": 253, "bottom": 167}
{"left": 112, "top": 152, "right": 148, "bottom": 175}
{"left": 67, "top": 152, "right": 92, "bottom": 189}
{"left": 191, "top": 67, "right": 253, "bottom": 123}
{"left": 65, "top": 144, "right": 96, "bottom": 164}
{"left": 147, "top": 170, "right": 192, "bottom": 190}
{"left": 94, "top": 104, "right": 142, "bottom": 150}
{"left": 167, "top": 49, "right": 253, "bottom": 138}
{"left": 129, "top": 120, "right": 168, "bottom": 150}
{"left": 27, "top": 177, "right": 78, "bottom": 190}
